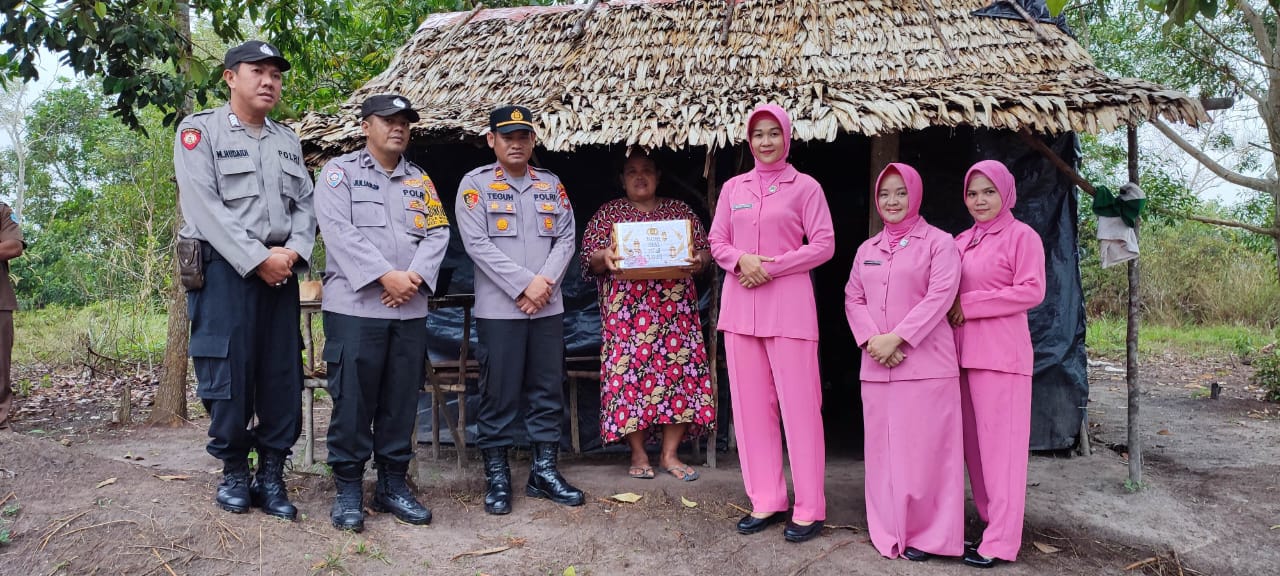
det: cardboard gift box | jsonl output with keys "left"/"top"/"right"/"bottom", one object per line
{"left": 611, "top": 219, "right": 692, "bottom": 280}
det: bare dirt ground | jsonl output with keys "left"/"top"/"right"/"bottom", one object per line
{"left": 0, "top": 353, "right": 1276, "bottom": 576}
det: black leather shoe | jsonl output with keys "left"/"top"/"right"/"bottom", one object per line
{"left": 783, "top": 520, "right": 824, "bottom": 543}
{"left": 250, "top": 450, "right": 297, "bottom": 521}
{"left": 371, "top": 462, "right": 431, "bottom": 525}
{"left": 330, "top": 463, "right": 365, "bottom": 532}
{"left": 215, "top": 459, "right": 252, "bottom": 514}
{"left": 526, "top": 442, "right": 585, "bottom": 506}
{"left": 482, "top": 447, "right": 513, "bottom": 515}
{"left": 736, "top": 511, "right": 786, "bottom": 535}
{"left": 964, "top": 547, "right": 1000, "bottom": 568}
{"left": 903, "top": 547, "right": 931, "bottom": 561}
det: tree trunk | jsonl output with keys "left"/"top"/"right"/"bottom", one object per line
{"left": 147, "top": 1, "right": 192, "bottom": 427}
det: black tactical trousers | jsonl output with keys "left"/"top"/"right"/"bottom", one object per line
{"left": 475, "top": 315, "right": 565, "bottom": 450}
{"left": 188, "top": 253, "right": 302, "bottom": 461}
{"left": 323, "top": 312, "right": 426, "bottom": 466}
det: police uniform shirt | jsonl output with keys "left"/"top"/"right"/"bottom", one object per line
{"left": 315, "top": 148, "right": 450, "bottom": 320}
{"left": 455, "top": 163, "right": 575, "bottom": 319}
{"left": 0, "top": 203, "right": 23, "bottom": 312}
{"left": 174, "top": 103, "right": 316, "bottom": 277}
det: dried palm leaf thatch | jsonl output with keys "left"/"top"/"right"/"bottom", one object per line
{"left": 296, "top": 0, "right": 1207, "bottom": 160}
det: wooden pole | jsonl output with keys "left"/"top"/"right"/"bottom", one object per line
{"left": 1125, "top": 124, "right": 1143, "bottom": 488}
{"left": 868, "top": 134, "right": 899, "bottom": 235}
{"left": 704, "top": 146, "right": 720, "bottom": 468}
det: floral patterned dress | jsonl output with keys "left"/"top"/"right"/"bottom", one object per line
{"left": 581, "top": 197, "right": 716, "bottom": 444}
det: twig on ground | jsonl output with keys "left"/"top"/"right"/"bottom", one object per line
{"left": 151, "top": 548, "right": 178, "bottom": 576}
{"left": 59, "top": 519, "right": 137, "bottom": 538}
{"left": 258, "top": 524, "right": 264, "bottom": 575}
{"left": 787, "top": 539, "right": 857, "bottom": 576}
{"left": 40, "top": 510, "right": 89, "bottom": 551}
{"left": 0, "top": 491, "right": 16, "bottom": 507}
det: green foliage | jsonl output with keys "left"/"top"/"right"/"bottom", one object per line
{"left": 1250, "top": 345, "right": 1280, "bottom": 401}
{"left": 13, "top": 303, "right": 168, "bottom": 366}
{"left": 1081, "top": 220, "right": 1280, "bottom": 325}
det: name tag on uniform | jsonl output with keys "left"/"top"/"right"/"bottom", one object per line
{"left": 863, "top": 260, "right": 882, "bottom": 266}
{"left": 732, "top": 203, "right": 753, "bottom": 210}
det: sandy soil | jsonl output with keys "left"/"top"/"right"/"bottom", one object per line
{"left": 0, "top": 354, "right": 1276, "bottom": 576}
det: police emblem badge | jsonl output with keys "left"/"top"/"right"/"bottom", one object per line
{"left": 544, "top": 217, "right": 554, "bottom": 230}
{"left": 463, "top": 189, "right": 480, "bottom": 210}
{"left": 533, "top": 182, "right": 552, "bottom": 191}
{"left": 496, "top": 218, "right": 509, "bottom": 231}
{"left": 180, "top": 128, "right": 201, "bottom": 150}
{"left": 326, "top": 167, "right": 345, "bottom": 188}
{"left": 557, "top": 183, "right": 571, "bottom": 210}
{"left": 488, "top": 182, "right": 511, "bottom": 191}
{"left": 404, "top": 178, "right": 421, "bottom": 188}
{"left": 414, "top": 214, "right": 426, "bottom": 229}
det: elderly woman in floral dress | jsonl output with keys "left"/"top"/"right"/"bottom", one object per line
{"left": 581, "top": 149, "right": 715, "bottom": 481}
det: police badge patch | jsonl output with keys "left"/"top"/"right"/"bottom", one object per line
{"left": 557, "top": 183, "right": 572, "bottom": 210}
{"left": 463, "top": 189, "right": 480, "bottom": 210}
{"left": 180, "top": 128, "right": 201, "bottom": 150}
{"left": 326, "top": 167, "right": 345, "bottom": 188}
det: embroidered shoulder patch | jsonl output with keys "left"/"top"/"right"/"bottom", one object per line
{"left": 325, "top": 167, "right": 345, "bottom": 188}
{"left": 180, "top": 128, "right": 201, "bottom": 150}
{"left": 557, "top": 182, "right": 572, "bottom": 211}
{"left": 462, "top": 189, "right": 480, "bottom": 210}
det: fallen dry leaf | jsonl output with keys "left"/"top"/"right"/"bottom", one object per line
{"left": 1157, "top": 429, "right": 1172, "bottom": 436}
{"left": 58, "top": 439, "right": 71, "bottom": 447}
{"left": 95, "top": 477, "right": 117, "bottom": 489}
{"left": 1270, "top": 525, "right": 1280, "bottom": 530}
{"left": 611, "top": 492, "right": 642, "bottom": 503}
{"left": 1032, "top": 541, "right": 1061, "bottom": 554}
{"left": 153, "top": 475, "right": 189, "bottom": 482}
{"left": 680, "top": 496, "right": 698, "bottom": 508}
{"left": 451, "top": 546, "right": 511, "bottom": 560}
{"left": 1124, "top": 557, "right": 1159, "bottom": 571}
{"left": 563, "top": 567, "right": 577, "bottom": 576}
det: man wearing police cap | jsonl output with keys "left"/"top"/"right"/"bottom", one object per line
{"left": 456, "top": 105, "right": 583, "bottom": 515}
{"left": 174, "top": 40, "right": 315, "bottom": 520}
{"left": 315, "top": 94, "right": 448, "bottom": 532}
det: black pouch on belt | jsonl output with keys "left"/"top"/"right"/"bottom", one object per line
{"left": 177, "top": 237, "right": 204, "bottom": 291}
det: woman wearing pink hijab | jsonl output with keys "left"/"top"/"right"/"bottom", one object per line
{"left": 709, "top": 104, "right": 834, "bottom": 543}
{"left": 949, "top": 160, "right": 1046, "bottom": 568}
{"left": 845, "top": 163, "right": 964, "bottom": 561}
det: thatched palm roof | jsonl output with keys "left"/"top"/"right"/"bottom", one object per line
{"left": 296, "top": 0, "right": 1207, "bottom": 157}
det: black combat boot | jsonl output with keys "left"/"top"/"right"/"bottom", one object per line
{"left": 215, "top": 459, "right": 252, "bottom": 514}
{"left": 250, "top": 450, "right": 297, "bottom": 520}
{"left": 330, "top": 463, "right": 365, "bottom": 532}
{"left": 371, "top": 462, "right": 431, "bottom": 525}
{"left": 481, "top": 447, "right": 512, "bottom": 515}
{"left": 526, "top": 442, "right": 584, "bottom": 506}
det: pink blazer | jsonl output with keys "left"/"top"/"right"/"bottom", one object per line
{"left": 845, "top": 222, "right": 961, "bottom": 382}
{"left": 709, "top": 166, "right": 834, "bottom": 341}
{"left": 953, "top": 219, "right": 1046, "bottom": 375}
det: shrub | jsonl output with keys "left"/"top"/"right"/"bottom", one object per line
{"left": 1251, "top": 345, "right": 1280, "bottom": 402}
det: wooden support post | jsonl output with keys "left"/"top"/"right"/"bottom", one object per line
{"left": 1125, "top": 125, "right": 1143, "bottom": 487}
{"left": 868, "top": 134, "right": 899, "bottom": 235}
{"left": 705, "top": 146, "right": 720, "bottom": 468}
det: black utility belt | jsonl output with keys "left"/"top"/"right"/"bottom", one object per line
{"left": 199, "top": 240, "right": 285, "bottom": 263}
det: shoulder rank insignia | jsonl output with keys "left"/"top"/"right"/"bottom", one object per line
{"left": 494, "top": 167, "right": 505, "bottom": 180}
{"left": 180, "top": 128, "right": 201, "bottom": 151}
{"left": 325, "top": 167, "right": 345, "bottom": 188}
{"left": 463, "top": 189, "right": 480, "bottom": 210}
{"left": 557, "top": 182, "right": 572, "bottom": 211}
{"left": 533, "top": 182, "right": 552, "bottom": 191}
{"left": 488, "top": 182, "right": 511, "bottom": 192}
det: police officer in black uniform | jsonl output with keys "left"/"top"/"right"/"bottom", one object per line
{"left": 173, "top": 41, "right": 316, "bottom": 520}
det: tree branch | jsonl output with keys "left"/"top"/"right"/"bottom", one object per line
{"left": 1193, "top": 18, "right": 1280, "bottom": 71}
{"left": 1149, "top": 205, "right": 1278, "bottom": 236}
{"left": 1169, "top": 37, "right": 1266, "bottom": 106}
{"left": 1149, "top": 118, "right": 1273, "bottom": 191}
{"left": 1235, "top": 0, "right": 1276, "bottom": 70}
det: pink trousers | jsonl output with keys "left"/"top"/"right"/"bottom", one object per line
{"left": 862, "top": 377, "right": 965, "bottom": 558}
{"left": 725, "top": 333, "right": 826, "bottom": 522}
{"left": 961, "top": 369, "right": 1032, "bottom": 561}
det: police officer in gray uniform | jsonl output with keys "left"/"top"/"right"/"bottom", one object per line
{"left": 456, "top": 105, "right": 584, "bottom": 515}
{"left": 316, "top": 94, "right": 449, "bottom": 532}
{"left": 174, "top": 41, "right": 315, "bottom": 520}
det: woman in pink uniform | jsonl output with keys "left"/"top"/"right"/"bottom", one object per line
{"left": 845, "top": 163, "right": 964, "bottom": 562}
{"left": 948, "top": 160, "right": 1045, "bottom": 568}
{"left": 709, "top": 104, "right": 834, "bottom": 543}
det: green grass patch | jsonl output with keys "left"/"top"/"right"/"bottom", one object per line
{"left": 14, "top": 302, "right": 167, "bottom": 366}
{"left": 1086, "top": 316, "right": 1278, "bottom": 359}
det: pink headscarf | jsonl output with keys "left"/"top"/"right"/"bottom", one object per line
{"left": 874, "top": 163, "right": 924, "bottom": 248}
{"left": 747, "top": 105, "right": 792, "bottom": 191}
{"left": 963, "top": 160, "right": 1017, "bottom": 245}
